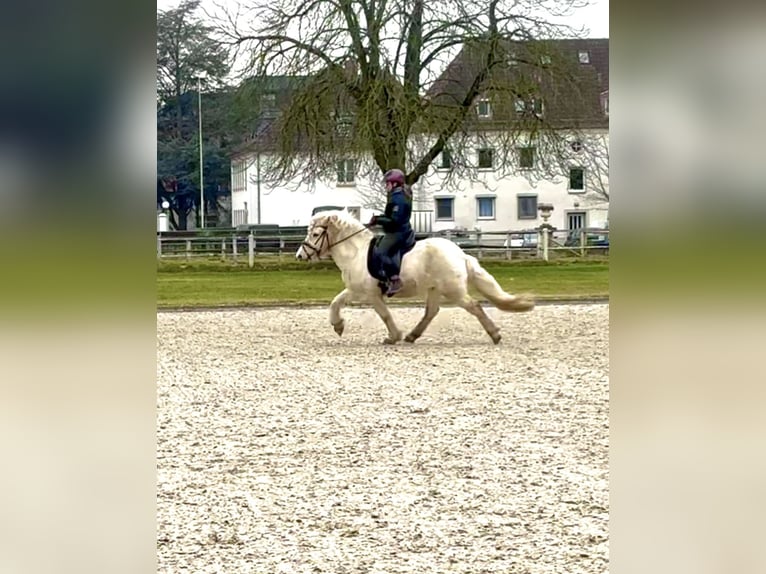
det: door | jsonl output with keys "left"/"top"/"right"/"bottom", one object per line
{"left": 567, "top": 211, "right": 586, "bottom": 230}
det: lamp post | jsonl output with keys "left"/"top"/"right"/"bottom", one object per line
{"left": 194, "top": 73, "right": 207, "bottom": 228}
{"left": 158, "top": 200, "right": 170, "bottom": 232}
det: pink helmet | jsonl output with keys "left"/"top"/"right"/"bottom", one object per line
{"left": 384, "top": 168, "right": 405, "bottom": 186}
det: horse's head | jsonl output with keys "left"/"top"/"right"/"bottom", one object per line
{"left": 296, "top": 210, "right": 365, "bottom": 261}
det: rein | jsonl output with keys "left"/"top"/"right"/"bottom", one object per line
{"left": 328, "top": 224, "right": 371, "bottom": 248}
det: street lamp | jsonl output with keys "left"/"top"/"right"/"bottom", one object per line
{"left": 194, "top": 72, "right": 208, "bottom": 228}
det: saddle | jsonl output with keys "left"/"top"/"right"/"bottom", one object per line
{"left": 366, "top": 235, "right": 417, "bottom": 295}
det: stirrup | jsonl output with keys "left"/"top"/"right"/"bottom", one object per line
{"left": 386, "top": 279, "right": 402, "bottom": 297}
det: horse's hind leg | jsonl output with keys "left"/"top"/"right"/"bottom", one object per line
{"left": 370, "top": 297, "right": 403, "bottom": 344}
{"left": 458, "top": 295, "right": 502, "bottom": 344}
{"left": 405, "top": 289, "right": 440, "bottom": 343}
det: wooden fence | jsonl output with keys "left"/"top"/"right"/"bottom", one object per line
{"left": 156, "top": 226, "right": 609, "bottom": 266}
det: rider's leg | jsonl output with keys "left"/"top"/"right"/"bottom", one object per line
{"left": 376, "top": 233, "right": 398, "bottom": 280}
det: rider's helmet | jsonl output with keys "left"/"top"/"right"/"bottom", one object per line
{"left": 383, "top": 168, "right": 406, "bottom": 187}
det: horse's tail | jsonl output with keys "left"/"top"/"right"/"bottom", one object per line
{"left": 465, "top": 254, "right": 535, "bottom": 312}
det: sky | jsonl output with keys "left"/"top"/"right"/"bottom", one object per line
{"left": 157, "top": 0, "right": 609, "bottom": 39}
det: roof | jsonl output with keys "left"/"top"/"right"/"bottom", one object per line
{"left": 232, "top": 38, "right": 609, "bottom": 158}
{"left": 230, "top": 75, "right": 309, "bottom": 157}
{"left": 426, "top": 37, "right": 609, "bottom": 129}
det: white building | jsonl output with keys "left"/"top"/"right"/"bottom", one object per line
{"left": 230, "top": 39, "right": 609, "bottom": 234}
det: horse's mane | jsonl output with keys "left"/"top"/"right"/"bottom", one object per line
{"left": 311, "top": 209, "right": 366, "bottom": 233}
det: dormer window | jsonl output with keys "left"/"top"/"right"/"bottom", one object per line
{"left": 476, "top": 97, "right": 491, "bottom": 118}
{"left": 260, "top": 93, "right": 277, "bottom": 117}
{"left": 515, "top": 97, "right": 544, "bottom": 116}
{"left": 261, "top": 93, "right": 276, "bottom": 107}
{"left": 578, "top": 51, "right": 590, "bottom": 64}
{"left": 333, "top": 112, "right": 353, "bottom": 136}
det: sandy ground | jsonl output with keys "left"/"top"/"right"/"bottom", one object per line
{"left": 157, "top": 303, "right": 609, "bottom": 574}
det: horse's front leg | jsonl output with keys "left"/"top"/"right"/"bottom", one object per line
{"left": 329, "top": 288, "right": 351, "bottom": 336}
{"left": 370, "top": 296, "right": 402, "bottom": 344}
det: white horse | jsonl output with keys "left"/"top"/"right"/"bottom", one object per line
{"left": 295, "top": 210, "right": 534, "bottom": 344}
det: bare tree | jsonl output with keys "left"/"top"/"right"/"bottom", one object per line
{"left": 577, "top": 131, "right": 609, "bottom": 203}
{"left": 213, "top": 0, "right": 600, "bottom": 202}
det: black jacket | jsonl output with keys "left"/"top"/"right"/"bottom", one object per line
{"left": 374, "top": 185, "right": 413, "bottom": 234}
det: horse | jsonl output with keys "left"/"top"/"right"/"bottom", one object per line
{"left": 295, "top": 210, "right": 535, "bottom": 344}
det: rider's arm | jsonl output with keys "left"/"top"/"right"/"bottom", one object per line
{"left": 374, "top": 194, "right": 407, "bottom": 227}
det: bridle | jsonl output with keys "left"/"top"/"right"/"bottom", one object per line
{"left": 300, "top": 222, "right": 371, "bottom": 259}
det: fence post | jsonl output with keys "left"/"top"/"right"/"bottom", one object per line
{"left": 157, "top": 235, "right": 162, "bottom": 259}
{"left": 476, "top": 230, "right": 483, "bottom": 258}
{"left": 185, "top": 239, "right": 191, "bottom": 261}
{"left": 505, "top": 233, "right": 512, "bottom": 260}
{"left": 248, "top": 232, "right": 255, "bottom": 268}
{"left": 232, "top": 234, "right": 238, "bottom": 261}
{"left": 221, "top": 239, "right": 226, "bottom": 261}
{"left": 580, "top": 229, "right": 586, "bottom": 257}
{"left": 541, "top": 227, "right": 550, "bottom": 262}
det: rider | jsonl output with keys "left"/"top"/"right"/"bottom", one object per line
{"left": 368, "top": 168, "right": 415, "bottom": 296}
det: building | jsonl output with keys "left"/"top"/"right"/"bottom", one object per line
{"left": 230, "top": 39, "right": 609, "bottom": 232}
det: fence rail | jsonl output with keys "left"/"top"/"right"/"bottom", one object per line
{"left": 157, "top": 227, "right": 609, "bottom": 265}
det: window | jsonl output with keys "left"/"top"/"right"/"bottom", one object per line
{"left": 476, "top": 98, "right": 491, "bottom": 118}
{"left": 507, "top": 51, "right": 518, "bottom": 66}
{"left": 477, "top": 148, "right": 494, "bottom": 169}
{"left": 514, "top": 98, "right": 543, "bottom": 115}
{"left": 570, "top": 140, "right": 583, "bottom": 153}
{"left": 231, "top": 160, "right": 247, "bottom": 193}
{"left": 517, "top": 195, "right": 538, "bottom": 219}
{"left": 477, "top": 197, "right": 495, "bottom": 219}
{"left": 435, "top": 197, "right": 454, "bottom": 220}
{"left": 336, "top": 159, "right": 356, "bottom": 184}
{"left": 438, "top": 147, "right": 452, "bottom": 169}
{"left": 569, "top": 167, "right": 585, "bottom": 191}
{"left": 260, "top": 93, "right": 277, "bottom": 118}
{"left": 518, "top": 146, "right": 535, "bottom": 169}
{"left": 578, "top": 50, "right": 590, "bottom": 64}
{"left": 334, "top": 114, "right": 353, "bottom": 136}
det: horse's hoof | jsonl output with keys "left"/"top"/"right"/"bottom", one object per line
{"left": 404, "top": 333, "right": 418, "bottom": 343}
{"left": 382, "top": 336, "right": 400, "bottom": 345}
{"left": 491, "top": 332, "right": 502, "bottom": 345}
{"left": 332, "top": 320, "right": 345, "bottom": 336}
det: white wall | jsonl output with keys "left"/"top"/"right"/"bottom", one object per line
{"left": 416, "top": 129, "right": 609, "bottom": 233}
{"left": 231, "top": 153, "right": 385, "bottom": 226}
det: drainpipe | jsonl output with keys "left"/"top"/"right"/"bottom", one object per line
{"left": 256, "top": 152, "right": 261, "bottom": 224}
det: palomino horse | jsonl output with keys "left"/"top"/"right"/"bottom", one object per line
{"left": 295, "top": 210, "right": 534, "bottom": 344}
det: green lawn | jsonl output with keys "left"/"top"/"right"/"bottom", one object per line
{"left": 157, "top": 258, "right": 608, "bottom": 309}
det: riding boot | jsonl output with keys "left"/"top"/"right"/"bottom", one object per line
{"left": 386, "top": 275, "right": 403, "bottom": 297}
